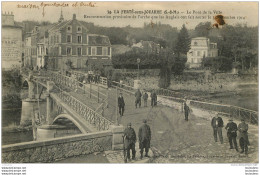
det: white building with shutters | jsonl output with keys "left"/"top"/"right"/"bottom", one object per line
{"left": 187, "top": 37, "right": 218, "bottom": 68}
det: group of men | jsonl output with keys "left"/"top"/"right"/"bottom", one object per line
{"left": 123, "top": 119, "right": 151, "bottom": 162}
{"left": 211, "top": 114, "right": 250, "bottom": 155}
{"left": 135, "top": 89, "right": 157, "bottom": 108}
{"left": 118, "top": 89, "right": 158, "bottom": 117}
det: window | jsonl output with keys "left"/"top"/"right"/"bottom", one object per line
{"left": 77, "top": 27, "right": 82, "bottom": 32}
{"left": 102, "top": 47, "right": 108, "bottom": 56}
{"left": 194, "top": 41, "right": 198, "bottom": 46}
{"left": 92, "top": 47, "right": 96, "bottom": 56}
{"left": 67, "top": 35, "right": 71, "bottom": 43}
{"left": 67, "top": 47, "right": 72, "bottom": 55}
{"left": 97, "top": 47, "right": 102, "bottom": 55}
{"left": 88, "top": 47, "right": 91, "bottom": 55}
{"left": 67, "top": 26, "right": 71, "bottom": 31}
{"left": 78, "top": 35, "right": 82, "bottom": 43}
{"left": 77, "top": 47, "right": 82, "bottom": 56}
{"left": 108, "top": 47, "right": 111, "bottom": 55}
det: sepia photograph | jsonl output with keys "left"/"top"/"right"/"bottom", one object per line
{"left": 1, "top": 1, "right": 258, "bottom": 169}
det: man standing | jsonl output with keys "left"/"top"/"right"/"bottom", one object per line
{"left": 238, "top": 119, "right": 249, "bottom": 155}
{"left": 123, "top": 123, "right": 136, "bottom": 161}
{"left": 143, "top": 92, "right": 148, "bottom": 107}
{"left": 138, "top": 119, "right": 151, "bottom": 159}
{"left": 135, "top": 89, "right": 142, "bottom": 108}
{"left": 150, "top": 90, "right": 157, "bottom": 107}
{"left": 225, "top": 118, "right": 238, "bottom": 151}
{"left": 118, "top": 93, "right": 125, "bottom": 116}
{"left": 211, "top": 113, "right": 224, "bottom": 144}
{"left": 184, "top": 102, "right": 190, "bottom": 121}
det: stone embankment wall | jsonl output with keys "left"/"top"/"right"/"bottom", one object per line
{"left": 2, "top": 131, "right": 112, "bottom": 163}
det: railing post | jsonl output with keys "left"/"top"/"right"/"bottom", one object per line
{"left": 115, "top": 86, "right": 119, "bottom": 125}
{"left": 98, "top": 83, "right": 100, "bottom": 103}
{"left": 106, "top": 88, "right": 109, "bottom": 108}
{"left": 102, "top": 104, "right": 104, "bottom": 117}
{"left": 90, "top": 83, "right": 92, "bottom": 98}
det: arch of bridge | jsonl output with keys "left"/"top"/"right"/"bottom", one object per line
{"left": 52, "top": 113, "right": 88, "bottom": 134}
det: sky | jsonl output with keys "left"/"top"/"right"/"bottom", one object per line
{"left": 2, "top": 1, "right": 258, "bottom": 29}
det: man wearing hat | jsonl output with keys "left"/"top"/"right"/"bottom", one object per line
{"left": 135, "top": 89, "right": 142, "bottom": 108}
{"left": 118, "top": 93, "right": 125, "bottom": 116}
{"left": 138, "top": 119, "right": 151, "bottom": 159}
{"left": 225, "top": 118, "right": 238, "bottom": 151}
{"left": 238, "top": 119, "right": 249, "bottom": 155}
{"left": 123, "top": 123, "right": 136, "bottom": 161}
{"left": 211, "top": 113, "right": 224, "bottom": 144}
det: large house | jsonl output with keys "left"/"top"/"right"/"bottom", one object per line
{"left": 187, "top": 37, "right": 218, "bottom": 68}
{"left": 24, "top": 12, "right": 112, "bottom": 71}
{"left": 2, "top": 12, "right": 22, "bottom": 70}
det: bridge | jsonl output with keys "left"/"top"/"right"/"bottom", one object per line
{"left": 2, "top": 68, "right": 258, "bottom": 163}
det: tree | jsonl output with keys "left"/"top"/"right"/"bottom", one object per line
{"left": 175, "top": 24, "right": 190, "bottom": 56}
{"left": 202, "top": 56, "right": 233, "bottom": 72}
{"left": 158, "top": 49, "right": 175, "bottom": 88}
{"left": 172, "top": 54, "right": 187, "bottom": 75}
{"left": 194, "top": 22, "right": 212, "bottom": 37}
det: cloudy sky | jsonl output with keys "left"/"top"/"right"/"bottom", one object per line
{"left": 2, "top": 1, "right": 258, "bottom": 29}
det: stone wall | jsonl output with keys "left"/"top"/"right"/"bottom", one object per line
{"left": 2, "top": 131, "right": 112, "bottom": 163}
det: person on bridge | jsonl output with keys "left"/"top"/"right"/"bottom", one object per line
{"left": 225, "top": 118, "right": 238, "bottom": 151}
{"left": 118, "top": 93, "right": 125, "bottom": 117}
{"left": 150, "top": 90, "right": 157, "bottom": 107}
{"left": 184, "top": 101, "right": 190, "bottom": 121}
{"left": 123, "top": 123, "right": 136, "bottom": 161}
{"left": 135, "top": 89, "right": 142, "bottom": 108}
{"left": 238, "top": 119, "right": 249, "bottom": 155}
{"left": 138, "top": 119, "right": 151, "bottom": 159}
{"left": 211, "top": 113, "right": 224, "bottom": 144}
{"left": 143, "top": 92, "right": 148, "bottom": 107}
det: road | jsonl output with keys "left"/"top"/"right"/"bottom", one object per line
{"left": 52, "top": 77, "right": 258, "bottom": 163}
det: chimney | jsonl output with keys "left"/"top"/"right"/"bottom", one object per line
{"left": 73, "top": 14, "right": 76, "bottom": 20}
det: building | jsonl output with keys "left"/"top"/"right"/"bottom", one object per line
{"left": 24, "top": 25, "right": 51, "bottom": 70}
{"left": 47, "top": 13, "right": 112, "bottom": 71}
{"left": 187, "top": 37, "right": 218, "bottom": 68}
{"left": 23, "top": 12, "right": 112, "bottom": 71}
{"left": 132, "top": 40, "right": 160, "bottom": 54}
{"left": 2, "top": 12, "right": 23, "bottom": 70}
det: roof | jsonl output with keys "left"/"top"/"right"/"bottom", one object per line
{"left": 191, "top": 37, "right": 209, "bottom": 47}
{"left": 48, "top": 19, "right": 88, "bottom": 32}
{"left": 2, "top": 22, "right": 23, "bottom": 29}
{"left": 88, "top": 34, "right": 111, "bottom": 46}
{"left": 48, "top": 20, "right": 72, "bottom": 32}
{"left": 192, "top": 37, "right": 208, "bottom": 40}
{"left": 38, "top": 25, "right": 52, "bottom": 38}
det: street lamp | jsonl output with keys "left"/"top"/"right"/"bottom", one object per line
{"left": 137, "top": 58, "right": 140, "bottom": 80}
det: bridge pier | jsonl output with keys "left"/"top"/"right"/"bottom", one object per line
{"left": 111, "top": 125, "right": 124, "bottom": 150}
{"left": 46, "top": 81, "right": 55, "bottom": 125}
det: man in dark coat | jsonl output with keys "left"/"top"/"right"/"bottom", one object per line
{"left": 143, "top": 92, "right": 148, "bottom": 107}
{"left": 238, "top": 119, "right": 249, "bottom": 155}
{"left": 225, "top": 118, "right": 238, "bottom": 151}
{"left": 123, "top": 123, "right": 136, "bottom": 161}
{"left": 135, "top": 89, "right": 142, "bottom": 108}
{"left": 184, "top": 102, "right": 190, "bottom": 121}
{"left": 151, "top": 90, "right": 157, "bottom": 107}
{"left": 118, "top": 93, "right": 125, "bottom": 116}
{"left": 211, "top": 113, "right": 224, "bottom": 144}
{"left": 138, "top": 119, "right": 151, "bottom": 159}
